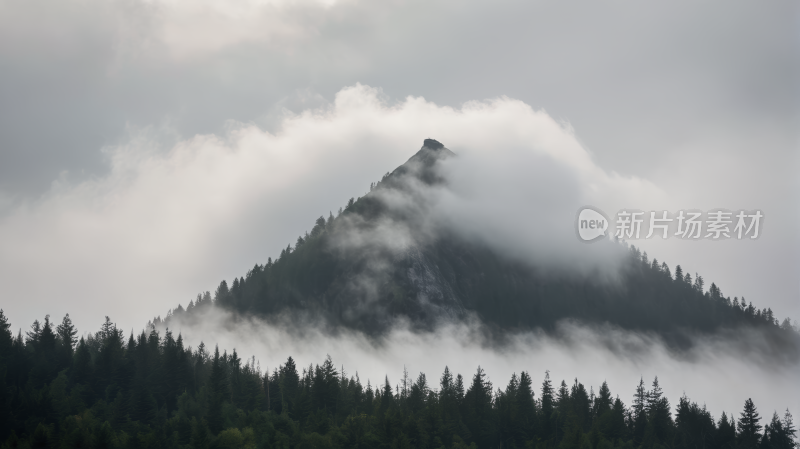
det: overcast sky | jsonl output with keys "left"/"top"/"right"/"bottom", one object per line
{"left": 0, "top": 0, "right": 797, "bottom": 341}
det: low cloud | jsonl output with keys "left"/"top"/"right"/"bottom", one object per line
{"left": 162, "top": 304, "right": 800, "bottom": 423}
{"left": 0, "top": 84, "right": 659, "bottom": 334}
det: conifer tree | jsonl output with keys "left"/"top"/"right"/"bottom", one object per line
{"left": 540, "top": 371, "right": 555, "bottom": 441}
{"left": 0, "top": 310, "right": 12, "bottom": 361}
{"left": 455, "top": 374, "right": 465, "bottom": 407}
{"left": 55, "top": 314, "right": 78, "bottom": 355}
{"left": 762, "top": 411, "right": 796, "bottom": 449}
{"left": 280, "top": 356, "right": 300, "bottom": 414}
{"left": 409, "top": 372, "right": 428, "bottom": 414}
{"left": 609, "top": 396, "right": 628, "bottom": 442}
{"left": 644, "top": 377, "right": 672, "bottom": 446}
{"left": 595, "top": 381, "right": 612, "bottom": 417}
{"left": 782, "top": 410, "right": 797, "bottom": 449}
{"left": 632, "top": 378, "right": 648, "bottom": 445}
{"left": 465, "top": 366, "right": 494, "bottom": 448}
{"left": 516, "top": 371, "right": 536, "bottom": 442}
{"left": 694, "top": 274, "right": 705, "bottom": 293}
{"left": 718, "top": 411, "right": 737, "bottom": 449}
{"left": 0, "top": 310, "right": 11, "bottom": 441}
{"left": 738, "top": 398, "right": 763, "bottom": 449}
{"left": 661, "top": 262, "right": 672, "bottom": 278}
{"left": 207, "top": 346, "right": 226, "bottom": 434}
{"left": 380, "top": 376, "right": 394, "bottom": 415}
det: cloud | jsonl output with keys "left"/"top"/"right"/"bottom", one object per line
{"left": 0, "top": 84, "right": 658, "bottom": 335}
{"left": 1, "top": 0, "right": 796, "bottom": 330}
{"left": 162, "top": 304, "right": 800, "bottom": 423}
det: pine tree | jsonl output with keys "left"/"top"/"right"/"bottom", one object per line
{"left": 595, "top": 381, "right": 612, "bottom": 417}
{"left": 319, "top": 355, "right": 340, "bottom": 413}
{"left": 214, "top": 280, "right": 230, "bottom": 303}
{"left": 464, "top": 366, "right": 494, "bottom": 448}
{"left": 609, "top": 396, "right": 628, "bottom": 442}
{"left": 661, "top": 262, "right": 672, "bottom": 279}
{"left": 499, "top": 373, "right": 519, "bottom": 447}
{"left": 408, "top": 372, "right": 429, "bottom": 414}
{"left": 0, "top": 310, "right": 12, "bottom": 441}
{"left": 207, "top": 346, "right": 227, "bottom": 434}
{"left": 540, "top": 370, "right": 555, "bottom": 441}
{"left": 455, "top": 374, "right": 465, "bottom": 407}
{"left": 0, "top": 310, "right": 13, "bottom": 357}
{"left": 570, "top": 378, "right": 591, "bottom": 431}
{"left": 280, "top": 356, "right": 300, "bottom": 415}
{"left": 737, "top": 398, "right": 763, "bottom": 449}
{"left": 694, "top": 274, "right": 705, "bottom": 293}
{"left": 516, "top": 371, "right": 536, "bottom": 442}
{"left": 380, "top": 376, "right": 394, "bottom": 415}
{"left": 782, "top": 410, "right": 797, "bottom": 449}
{"left": 718, "top": 411, "right": 737, "bottom": 449}
{"left": 632, "top": 378, "right": 648, "bottom": 445}
{"left": 644, "top": 377, "right": 672, "bottom": 446}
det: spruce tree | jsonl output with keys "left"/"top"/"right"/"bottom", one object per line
{"left": 737, "top": 398, "right": 763, "bottom": 449}
{"left": 718, "top": 411, "right": 737, "bottom": 449}
{"left": 595, "top": 381, "right": 612, "bottom": 417}
{"left": 0, "top": 310, "right": 13, "bottom": 358}
{"left": 380, "top": 376, "right": 394, "bottom": 415}
{"left": 55, "top": 314, "right": 78, "bottom": 355}
{"left": 465, "top": 366, "right": 494, "bottom": 448}
{"left": 645, "top": 377, "right": 672, "bottom": 446}
{"left": 782, "top": 410, "right": 797, "bottom": 449}
{"left": 632, "top": 378, "right": 648, "bottom": 445}
{"left": 540, "top": 371, "right": 555, "bottom": 441}
{"left": 516, "top": 371, "right": 536, "bottom": 442}
{"left": 207, "top": 346, "right": 227, "bottom": 434}
{"left": 0, "top": 311, "right": 11, "bottom": 441}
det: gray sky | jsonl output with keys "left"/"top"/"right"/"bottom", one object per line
{"left": 0, "top": 0, "right": 797, "bottom": 341}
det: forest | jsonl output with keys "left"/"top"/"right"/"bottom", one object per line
{"left": 150, "top": 141, "right": 799, "bottom": 346}
{"left": 2, "top": 143, "right": 797, "bottom": 449}
{"left": 0, "top": 310, "right": 796, "bottom": 449}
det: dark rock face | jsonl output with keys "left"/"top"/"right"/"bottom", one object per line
{"left": 386, "top": 139, "right": 454, "bottom": 187}
{"left": 423, "top": 138, "right": 445, "bottom": 150}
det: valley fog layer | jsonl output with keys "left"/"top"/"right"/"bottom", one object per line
{"left": 163, "top": 306, "right": 800, "bottom": 421}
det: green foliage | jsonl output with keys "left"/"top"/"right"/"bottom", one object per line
{"left": 0, "top": 312, "right": 797, "bottom": 449}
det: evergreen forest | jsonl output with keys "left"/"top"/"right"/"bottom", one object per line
{"left": 0, "top": 310, "right": 796, "bottom": 449}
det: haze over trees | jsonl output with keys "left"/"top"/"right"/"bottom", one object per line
{"left": 0, "top": 310, "right": 797, "bottom": 449}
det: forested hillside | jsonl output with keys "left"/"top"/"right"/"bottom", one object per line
{"left": 0, "top": 311, "right": 797, "bottom": 449}
{"left": 155, "top": 140, "right": 799, "bottom": 353}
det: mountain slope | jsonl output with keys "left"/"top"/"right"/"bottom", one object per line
{"left": 160, "top": 139, "right": 799, "bottom": 356}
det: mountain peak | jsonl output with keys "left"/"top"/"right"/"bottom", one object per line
{"left": 423, "top": 138, "right": 444, "bottom": 150}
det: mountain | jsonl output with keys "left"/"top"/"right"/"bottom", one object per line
{"left": 159, "top": 139, "right": 799, "bottom": 355}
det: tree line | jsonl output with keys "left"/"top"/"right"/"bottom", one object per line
{"left": 0, "top": 310, "right": 796, "bottom": 449}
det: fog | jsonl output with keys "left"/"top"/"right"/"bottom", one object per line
{"left": 162, "top": 304, "right": 800, "bottom": 423}
{"left": 0, "top": 85, "right": 660, "bottom": 334}
{"left": 1, "top": 0, "right": 797, "bottom": 333}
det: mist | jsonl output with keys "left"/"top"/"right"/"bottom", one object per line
{"left": 0, "top": 85, "right": 660, "bottom": 334}
{"left": 161, "top": 303, "right": 800, "bottom": 423}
